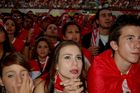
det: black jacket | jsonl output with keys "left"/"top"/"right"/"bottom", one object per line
{"left": 82, "top": 32, "right": 110, "bottom": 54}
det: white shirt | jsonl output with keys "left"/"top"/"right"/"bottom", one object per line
{"left": 100, "top": 35, "right": 109, "bottom": 46}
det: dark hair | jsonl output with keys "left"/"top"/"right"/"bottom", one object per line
{"left": 109, "top": 14, "right": 140, "bottom": 53}
{"left": 32, "top": 36, "right": 52, "bottom": 59}
{"left": 48, "top": 40, "right": 86, "bottom": 93}
{"left": 94, "top": 7, "right": 111, "bottom": 20}
{"left": 109, "top": 14, "right": 140, "bottom": 44}
{"left": 24, "top": 14, "right": 34, "bottom": 22}
{"left": 32, "top": 36, "right": 53, "bottom": 74}
{"left": 11, "top": 10, "right": 23, "bottom": 18}
{"left": 62, "top": 21, "right": 81, "bottom": 36}
{"left": 0, "top": 24, "right": 14, "bottom": 61}
{"left": 0, "top": 52, "right": 30, "bottom": 77}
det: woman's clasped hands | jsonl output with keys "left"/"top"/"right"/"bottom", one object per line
{"left": 61, "top": 78, "right": 84, "bottom": 93}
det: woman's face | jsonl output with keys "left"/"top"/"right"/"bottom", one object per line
{"left": 4, "top": 19, "right": 16, "bottom": 35}
{"left": 37, "top": 41, "right": 49, "bottom": 59}
{"left": 57, "top": 45, "right": 83, "bottom": 81}
{"left": 0, "top": 64, "right": 29, "bottom": 93}
{"left": 45, "top": 24, "right": 58, "bottom": 37}
{"left": 63, "top": 25, "right": 80, "bottom": 43}
{"left": 0, "top": 30, "right": 5, "bottom": 43}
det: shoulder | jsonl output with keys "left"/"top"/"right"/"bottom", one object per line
{"left": 90, "top": 49, "right": 114, "bottom": 69}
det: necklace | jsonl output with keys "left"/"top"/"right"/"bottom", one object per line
{"left": 40, "top": 61, "right": 45, "bottom": 64}
{"left": 38, "top": 56, "right": 49, "bottom": 72}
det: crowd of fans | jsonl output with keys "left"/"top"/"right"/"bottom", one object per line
{"left": 0, "top": 7, "right": 140, "bottom": 93}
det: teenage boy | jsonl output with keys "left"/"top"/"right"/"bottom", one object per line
{"left": 87, "top": 15, "right": 140, "bottom": 93}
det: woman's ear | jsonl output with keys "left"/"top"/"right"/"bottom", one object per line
{"left": 0, "top": 78, "right": 4, "bottom": 86}
{"left": 110, "top": 41, "right": 118, "bottom": 51}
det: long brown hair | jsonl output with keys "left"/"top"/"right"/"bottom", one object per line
{"left": 48, "top": 40, "right": 87, "bottom": 93}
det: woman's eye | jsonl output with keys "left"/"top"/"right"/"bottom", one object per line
{"left": 77, "top": 56, "right": 82, "bottom": 60}
{"left": 76, "top": 31, "right": 80, "bottom": 33}
{"left": 64, "top": 56, "right": 70, "bottom": 59}
{"left": 68, "top": 31, "right": 72, "bottom": 33}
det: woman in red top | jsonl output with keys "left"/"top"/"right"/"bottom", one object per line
{"left": 28, "top": 36, "right": 53, "bottom": 80}
{"left": 3, "top": 18, "right": 24, "bottom": 52}
{"left": 0, "top": 24, "right": 14, "bottom": 62}
{"left": 62, "top": 21, "right": 92, "bottom": 71}
{"left": 34, "top": 40, "right": 87, "bottom": 93}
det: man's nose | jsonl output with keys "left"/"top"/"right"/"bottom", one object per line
{"left": 134, "top": 40, "right": 140, "bottom": 49}
{"left": 16, "top": 75, "right": 22, "bottom": 83}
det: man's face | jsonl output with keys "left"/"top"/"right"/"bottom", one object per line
{"left": 0, "top": 64, "right": 29, "bottom": 93}
{"left": 113, "top": 25, "right": 140, "bottom": 65}
{"left": 97, "top": 9, "right": 113, "bottom": 29}
{"left": 45, "top": 24, "right": 58, "bottom": 37}
{"left": 24, "top": 18, "right": 33, "bottom": 29}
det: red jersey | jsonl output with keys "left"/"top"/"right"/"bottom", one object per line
{"left": 87, "top": 49, "right": 140, "bottom": 93}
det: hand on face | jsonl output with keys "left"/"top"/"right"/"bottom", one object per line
{"left": 13, "top": 72, "right": 34, "bottom": 93}
{"left": 61, "top": 78, "right": 84, "bottom": 93}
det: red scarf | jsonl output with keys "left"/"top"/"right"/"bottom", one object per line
{"left": 54, "top": 74, "right": 64, "bottom": 92}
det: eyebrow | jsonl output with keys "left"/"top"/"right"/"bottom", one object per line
{"left": 122, "top": 34, "right": 140, "bottom": 39}
{"left": 4, "top": 69, "right": 27, "bottom": 75}
{"left": 62, "top": 54, "right": 72, "bottom": 56}
{"left": 62, "top": 53, "right": 82, "bottom": 56}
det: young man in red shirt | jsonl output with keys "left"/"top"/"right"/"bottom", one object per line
{"left": 87, "top": 15, "right": 140, "bottom": 93}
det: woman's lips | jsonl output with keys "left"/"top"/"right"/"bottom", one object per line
{"left": 70, "top": 69, "right": 78, "bottom": 74}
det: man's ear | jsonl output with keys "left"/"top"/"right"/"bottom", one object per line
{"left": 0, "top": 78, "right": 4, "bottom": 86}
{"left": 110, "top": 41, "right": 118, "bottom": 51}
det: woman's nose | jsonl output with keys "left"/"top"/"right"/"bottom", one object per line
{"left": 72, "top": 58, "right": 78, "bottom": 66}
